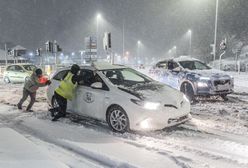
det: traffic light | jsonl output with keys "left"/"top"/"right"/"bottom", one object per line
{"left": 103, "top": 32, "right": 111, "bottom": 51}
{"left": 220, "top": 39, "right": 227, "bottom": 51}
{"left": 57, "top": 45, "right": 62, "bottom": 52}
{"left": 108, "top": 33, "right": 111, "bottom": 49}
{"left": 36, "top": 48, "right": 41, "bottom": 56}
{"left": 45, "top": 41, "right": 53, "bottom": 52}
{"left": 7, "top": 48, "right": 12, "bottom": 56}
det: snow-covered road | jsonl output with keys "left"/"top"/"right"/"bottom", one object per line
{"left": 0, "top": 73, "right": 248, "bottom": 168}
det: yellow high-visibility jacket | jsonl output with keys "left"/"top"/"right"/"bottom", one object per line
{"left": 55, "top": 72, "right": 77, "bottom": 100}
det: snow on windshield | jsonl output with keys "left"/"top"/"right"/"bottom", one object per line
{"left": 101, "top": 68, "right": 153, "bottom": 87}
{"left": 179, "top": 60, "right": 211, "bottom": 70}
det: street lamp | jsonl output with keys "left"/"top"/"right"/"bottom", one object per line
{"left": 173, "top": 46, "right": 177, "bottom": 57}
{"left": 213, "top": 0, "right": 219, "bottom": 61}
{"left": 188, "top": 29, "right": 192, "bottom": 57}
{"left": 96, "top": 13, "right": 102, "bottom": 57}
{"left": 137, "top": 40, "right": 141, "bottom": 63}
{"left": 29, "top": 52, "right": 33, "bottom": 56}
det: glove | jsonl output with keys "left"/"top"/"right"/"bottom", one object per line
{"left": 46, "top": 80, "right": 51, "bottom": 85}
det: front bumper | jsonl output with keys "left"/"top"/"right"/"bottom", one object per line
{"left": 127, "top": 99, "right": 191, "bottom": 131}
{"left": 195, "top": 78, "right": 234, "bottom": 96}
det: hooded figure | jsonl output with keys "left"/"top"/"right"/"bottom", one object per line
{"left": 17, "top": 68, "right": 51, "bottom": 111}
{"left": 51, "top": 64, "right": 81, "bottom": 121}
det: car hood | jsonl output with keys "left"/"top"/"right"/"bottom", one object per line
{"left": 189, "top": 69, "right": 231, "bottom": 79}
{"left": 119, "top": 82, "right": 184, "bottom": 107}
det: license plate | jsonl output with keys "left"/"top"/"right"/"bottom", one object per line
{"left": 216, "top": 84, "right": 230, "bottom": 90}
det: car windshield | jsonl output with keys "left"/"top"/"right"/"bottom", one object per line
{"left": 179, "top": 60, "right": 211, "bottom": 70}
{"left": 101, "top": 68, "right": 153, "bottom": 87}
{"left": 22, "top": 65, "right": 37, "bottom": 71}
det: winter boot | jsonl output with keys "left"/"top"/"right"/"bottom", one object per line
{"left": 17, "top": 103, "right": 22, "bottom": 110}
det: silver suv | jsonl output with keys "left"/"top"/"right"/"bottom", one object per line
{"left": 149, "top": 56, "right": 234, "bottom": 102}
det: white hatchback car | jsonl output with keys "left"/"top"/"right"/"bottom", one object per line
{"left": 47, "top": 62, "right": 191, "bottom": 133}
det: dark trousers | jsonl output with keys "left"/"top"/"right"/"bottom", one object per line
{"left": 53, "top": 91, "right": 67, "bottom": 119}
{"left": 18, "top": 88, "right": 36, "bottom": 111}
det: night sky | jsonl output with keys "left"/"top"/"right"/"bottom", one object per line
{"left": 0, "top": 0, "right": 248, "bottom": 60}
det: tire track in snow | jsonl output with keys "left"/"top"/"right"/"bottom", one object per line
{"left": 0, "top": 113, "right": 137, "bottom": 168}
{"left": 1, "top": 102, "right": 248, "bottom": 168}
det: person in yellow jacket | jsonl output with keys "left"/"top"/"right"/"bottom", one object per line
{"left": 51, "top": 64, "right": 80, "bottom": 121}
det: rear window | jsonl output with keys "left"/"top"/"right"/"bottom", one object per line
{"left": 53, "top": 70, "right": 69, "bottom": 81}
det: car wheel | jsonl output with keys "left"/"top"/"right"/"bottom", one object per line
{"left": 220, "top": 94, "right": 228, "bottom": 101}
{"left": 51, "top": 96, "right": 59, "bottom": 116}
{"left": 107, "top": 105, "right": 130, "bottom": 133}
{"left": 181, "top": 82, "right": 195, "bottom": 103}
{"left": 4, "top": 77, "right": 10, "bottom": 84}
{"left": 52, "top": 96, "right": 59, "bottom": 108}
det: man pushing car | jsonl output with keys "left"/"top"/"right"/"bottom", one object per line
{"left": 17, "top": 68, "right": 51, "bottom": 112}
{"left": 49, "top": 64, "right": 81, "bottom": 121}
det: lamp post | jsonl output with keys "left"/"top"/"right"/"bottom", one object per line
{"left": 168, "top": 49, "right": 172, "bottom": 57}
{"left": 137, "top": 40, "right": 141, "bottom": 61}
{"left": 213, "top": 0, "right": 219, "bottom": 61}
{"left": 188, "top": 29, "right": 192, "bottom": 57}
{"left": 173, "top": 46, "right": 177, "bottom": 57}
{"left": 96, "top": 13, "right": 102, "bottom": 57}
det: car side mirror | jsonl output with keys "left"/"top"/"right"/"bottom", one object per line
{"left": 172, "top": 67, "right": 182, "bottom": 72}
{"left": 90, "top": 82, "right": 103, "bottom": 89}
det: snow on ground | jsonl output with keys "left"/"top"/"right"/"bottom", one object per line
{"left": 228, "top": 72, "right": 248, "bottom": 93}
{"left": 0, "top": 127, "right": 68, "bottom": 168}
{"left": 0, "top": 73, "right": 248, "bottom": 168}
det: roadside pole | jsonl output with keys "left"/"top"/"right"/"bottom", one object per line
{"left": 213, "top": 0, "right": 219, "bottom": 62}
{"left": 4, "top": 44, "right": 7, "bottom": 66}
{"left": 219, "top": 51, "right": 225, "bottom": 70}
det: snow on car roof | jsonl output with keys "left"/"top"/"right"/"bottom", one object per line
{"left": 92, "top": 61, "right": 126, "bottom": 70}
{"left": 55, "top": 62, "right": 126, "bottom": 72}
{"left": 7, "top": 63, "right": 35, "bottom": 66}
{"left": 173, "top": 56, "right": 200, "bottom": 62}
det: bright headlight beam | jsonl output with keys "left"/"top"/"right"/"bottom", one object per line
{"left": 199, "top": 76, "right": 210, "bottom": 80}
{"left": 144, "top": 102, "right": 160, "bottom": 110}
{"left": 197, "top": 81, "right": 208, "bottom": 87}
{"left": 140, "top": 119, "right": 150, "bottom": 129}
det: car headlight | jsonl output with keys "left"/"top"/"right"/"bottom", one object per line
{"left": 139, "top": 118, "right": 151, "bottom": 129}
{"left": 197, "top": 76, "right": 210, "bottom": 87}
{"left": 197, "top": 81, "right": 208, "bottom": 87}
{"left": 144, "top": 102, "right": 161, "bottom": 110}
{"left": 131, "top": 99, "right": 161, "bottom": 110}
{"left": 199, "top": 76, "right": 210, "bottom": 80}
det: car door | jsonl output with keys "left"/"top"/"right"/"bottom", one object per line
{"left": 49, "top": 70, "right": 70, "bottom": 108}
{"left": 156, "top": 61, "right": 170, "bottom": 84}
{"left": 167, "top": 61, "right": 181, "bottom": 89}
{"left": 75, "top": 69, "right": 109, "bottom": 120}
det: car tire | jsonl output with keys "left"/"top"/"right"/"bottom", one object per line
{"left": 107, "top": 105, "right": 130, "bottom": 133}
{"left": 4, "top": 77, "right": 11, "bottom": 84}
{"left": 181, "top": 82, "right": 195, "bottom": 103}
{"left": 220, "top": 94, "right": 228, "bottom": 101}
{"left": 51, "top": 96, "right": 59, "bottom": 116}
{"left": 52, "top": 96, "right": 59, "bottom": 108}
